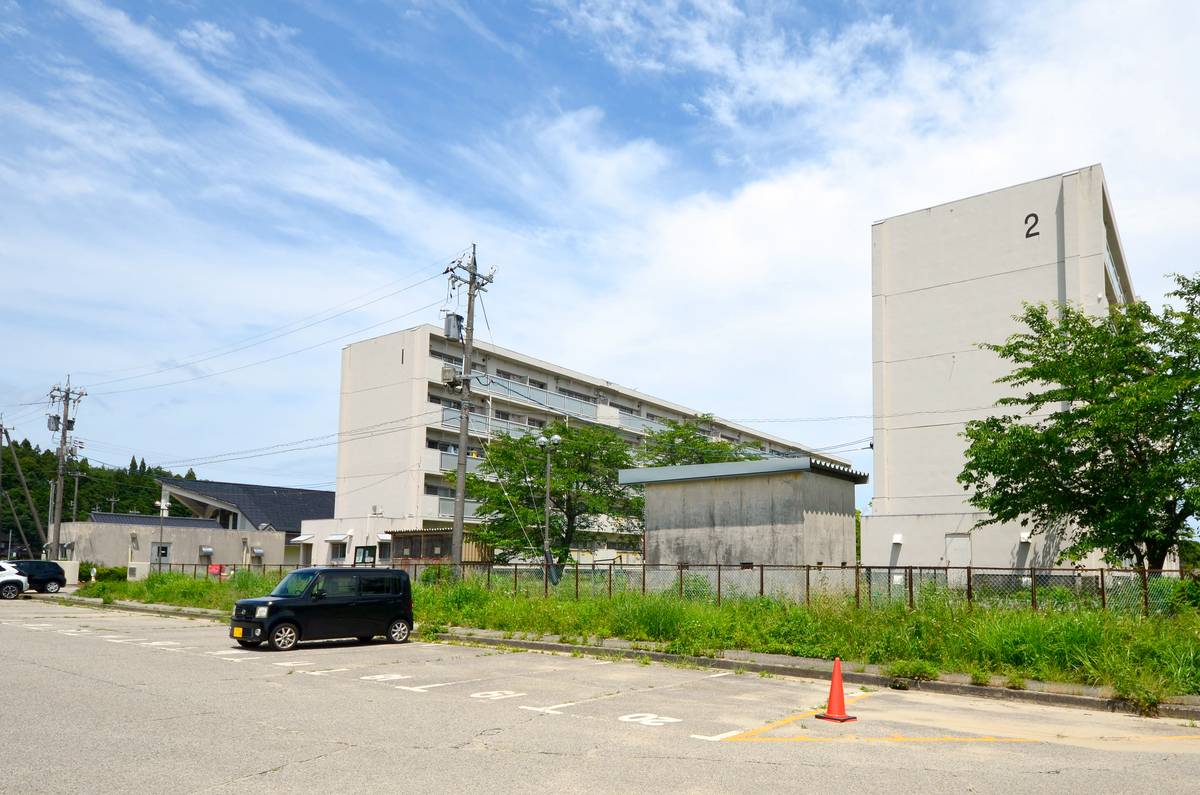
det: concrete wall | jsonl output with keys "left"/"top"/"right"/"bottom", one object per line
{"left": 60, "top": 522, "right": 287, "bottom": 568}
{"left": 865, "top": 166, "right": 1134, "bottom": 568}
{"left": 644, "top": 471, "right": 855, "bottom": 566}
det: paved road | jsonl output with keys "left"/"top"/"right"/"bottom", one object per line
{"left": 3, "top": 600, "right": 1197, "bottom": 793}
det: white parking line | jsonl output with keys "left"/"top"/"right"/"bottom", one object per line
{"left": 706, "top": 672, "right": 733, "bottom": 678}
{"left": 396, "top": 678, "right": 483, "bottom": 693}
{"left": 140, "top": 641, "right": 181, "bottom": 647}
{"left": 274, "top": 661, "right": 315, "bottom": 668}
{"left": 103, "top": 638, "right": 148, "bottom": 643}
{"left": 360, "top": 674, "right": 411, "bottom": 681}
{"left": 691, "top": 730, "right": 741, "bottom": 742}
{"left": 23, "top": 624, "right": 54, "bottom": 630}
{"left": 207, "top": 650, "right": 250, "bottom": 656}
{"left": 518, "top": 701, "right": 578, "bottom": 715}
{"left": 298, "top": 668, "right": 350, "bottom": 676}
{"left": 471, "top": 690, "right": 526, "bottom": 700}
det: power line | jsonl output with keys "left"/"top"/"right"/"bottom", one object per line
{"left": 91, "top": 298, "right": 445, "bottom": 396}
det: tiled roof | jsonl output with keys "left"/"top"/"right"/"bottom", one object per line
{"left": 157, "top": 478, "right": 335, "bottom": 534}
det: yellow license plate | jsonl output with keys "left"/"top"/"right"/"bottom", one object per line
{"left": 232, "top": 626, "right": 243, "bottom": 638}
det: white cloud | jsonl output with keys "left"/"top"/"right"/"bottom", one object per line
{"left": 177, "top": 20, "right": 235, "bottom": 59}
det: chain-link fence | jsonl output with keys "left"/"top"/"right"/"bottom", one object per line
{"left": 149, "top": 560, "right": 1190, "bottom": 615}
{"left": 412, "top": 562, "right": 1189, "bottom": 616}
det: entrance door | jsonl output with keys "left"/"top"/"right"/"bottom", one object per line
{"left": 945, "top": 534, "right": 971, "bottom": 587}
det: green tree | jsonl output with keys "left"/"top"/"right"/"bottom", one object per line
{"left": 639, "top": 414, "right": 759, "bottom": 467}
{"left": 184, "top": 468, "right": 198, "bottom": 480}
{"left": 462, "top": 421, "right": 642, "bottom": 565}
{"left": 128, "top": 455, "right": 138, "bottom": 475}
{"left": 958, "top": 273, "right": 1200, "bottom": 570}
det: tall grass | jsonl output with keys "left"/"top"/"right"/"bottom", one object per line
{"left": 415, "top": 581, "right": 1200, "bottom": 710}
{"left": 77, "top": 570, "right": 285, "bottom": 612}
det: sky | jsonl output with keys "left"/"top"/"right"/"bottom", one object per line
{"left": 1, "top": 0, "right": 1198, "bottom": 511}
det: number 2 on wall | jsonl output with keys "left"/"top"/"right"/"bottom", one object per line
{"left": 1024, "top": 212, "right": 1039, "bottom": 238}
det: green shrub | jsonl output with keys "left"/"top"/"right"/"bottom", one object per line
{"left": 1170, "top": 576, "right": 1200, "bottom": 612}
{"left": 420, "top": 564, "right": 453, "bottom": 586}
{"left": 96, "top": 566, "right": 128, "bottom": 582}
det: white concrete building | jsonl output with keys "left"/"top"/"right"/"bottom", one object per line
{"left": 863, "top": 165, "right": 1135, "bottom": 568}
{"left": 301, "top": 323, "right": 841, "bottom": 565}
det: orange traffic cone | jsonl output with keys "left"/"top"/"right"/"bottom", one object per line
{"left": 815, "top": 657, "right": 857, "bottom": 723}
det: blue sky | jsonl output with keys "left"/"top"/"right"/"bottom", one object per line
{"left": 2, "top": 1, "right": 1199, "bottom": 508}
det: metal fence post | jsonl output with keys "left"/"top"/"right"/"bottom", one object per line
{"left": 906, "top": 566, "right": 914, "bottom": 609}
{"left": 866, "top": 567, "right": 872, "bottom": 607}
{"left": 966, "top": 566, "right": 973, "bottom": 606}
{"left": 716, "top": 563, "right": 722, "bottom": 606}
{"left": 1139, "top": 567, "right": 1150, "bottom": 617}
{"left": 575, "top": 561, "right": 579, "bottom": 600}
{"left": 759, "top": 564, "right": 764, "bottom": 598}
{"left": 1099, "top": 567, "right": 1106, "bottom": 611}
{"left": 486, "top": 563, "right": 491, "bottom": 590}
{"left": 641, "top": 562, "right": 646, "bottom": 594}
{"left": 678, "top": 564, "right": 684, "bottom": 599}
{"left": 854, "top": 564, "right": 861, "bottom": 609}
{"left": 805, "top": 565, "right": 811, "bottom": 606}
{"left": 513, "top": 563, "right": 517, "bottom": 596}
{"left": 608, "top": 563, "right": 613, "bottom": 599}
{"left": 1030, "top": 566, "right": 1038, "bottom": 611}
{"left": 543, "top": 562, "right": 548, "bottom": 597}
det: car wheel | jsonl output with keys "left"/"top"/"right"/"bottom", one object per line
{"left": 0, "top": 583, "right": 19, "bottom": 600}
{"left": 386, "top": 618, "right": 411, "bottom": 643}
{"left": 268, "top": 622, "right": 299, "bottom": 651}
{"left": 356, "top": 635, "right": 374, "bottom": 643}
{"left": 236, "top": 639, "right": 263, "bottom": 648}
{"left": 44, "top": 582, "right": 61, "bottom": 594}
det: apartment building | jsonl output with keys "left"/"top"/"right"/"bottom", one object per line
{"left": 863, "top": 165, "right": 1136, "bottom": 568}
{"left": 299, "top": 322, "right": 840, "bottom": 565}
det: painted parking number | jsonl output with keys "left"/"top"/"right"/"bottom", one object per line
{"left": 618, "top": 713, "right": 682, "bottom": 727}
{"left": 471, "top": 690, "right": 526, "bottom": 700}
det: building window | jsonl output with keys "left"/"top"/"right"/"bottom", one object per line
{"left": 425, "top": 484, "right": 454, "bottom": 497}
{"left": 610, "top": 402, "right": 638, "bottom": 415}
{"left": 329, "top": 542, "right": 347, "bottom": 564}
{"left": 397, "top": 536, "right": 422, "bottom": 558}
{"left": 495, "top": 369, "right": 525, "bottom": 383}
{"left": 528, "top": 378, "right": 547, "bottom": 390}
{"left": 527, "top": 418, "right": 545, "bottom": 429}
{"left": 428, "top": 393, "right": 462, "bottom": 408}
{"left": 429, "top": 349, "right": 463, "bottom": 367}
{"left": 558, "top": 386, "right": 596, "bottom": 404}
{"left": 378, "top": 541, "right": 392, "bottom": 561}
{"left": 494, "top": 410, "right": 512, "bottom": 421}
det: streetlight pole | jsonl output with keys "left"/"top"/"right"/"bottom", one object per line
{"left": 154, "top": 499, "right": 165, "bottom": 573}
{"left": 535, "top": 435, "right": 561, "bottom": 570}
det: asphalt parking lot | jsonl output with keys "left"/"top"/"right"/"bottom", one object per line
{"left": 3, "top": 600, "right": 1198, "bottom": 793}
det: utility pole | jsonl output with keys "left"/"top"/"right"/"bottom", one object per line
{"left": 70, "top": 471, "right": 81, "bottom": 524}
{"left": 445, "top": 245, "right": 494, "bottom": 567}
{"left": 0, "top": 417, "right": 6, "bottom": 557}
{"left": 48, "top": 377, "right": 85, "bottom": 560}
{"left": 3, "top": 426, "right": 46, "bottom": 548}
{"left": 107, "top": 495, "right": 117, "bottom": 513}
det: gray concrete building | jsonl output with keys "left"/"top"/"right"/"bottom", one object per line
{"left": 619, "top": 458, "right": 867, "bottom": 566}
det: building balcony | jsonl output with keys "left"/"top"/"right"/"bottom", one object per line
{"left": 420, "top": 493, "right": 482, "bottom": 521}
{"left": 421, "top": 446, "right": 484, "bottom": 475}
{"left": 440, "top": 406, "right": 540, "bottom": 439}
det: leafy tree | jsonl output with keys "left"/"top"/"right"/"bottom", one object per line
{"left": 958, "top": 273, "right": 1200, "bottom": 570}
{"left": 639, "top": 413, "right": 759, "bottom": 466}
{"left": 461, "top": 421, "right": 642, "bottom": 566}
{"left": 128, "top": 455, "right": 138, "bottom": 475}
{"left": 184, "top": 468, "right": 198, "bottom": 480}
{"left": 138, "top": 457, "right": 147, "bottom": 475}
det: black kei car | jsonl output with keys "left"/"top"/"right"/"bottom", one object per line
{"left": 8, "top": 560, "right": 67, "bottom": 593}
{"left": 229, "top": 567, "right": 413, "bottom": 651}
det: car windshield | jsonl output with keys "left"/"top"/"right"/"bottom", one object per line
{"left": 270, "top": 570, "right": 317, "bottom": 597}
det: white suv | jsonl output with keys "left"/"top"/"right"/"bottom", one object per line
{"left": 0, "top": 562, "right": 29, "bottom": 600}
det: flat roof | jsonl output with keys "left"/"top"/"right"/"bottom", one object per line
{"left": 618, "top": 457, "right": 868, "bottom": 486}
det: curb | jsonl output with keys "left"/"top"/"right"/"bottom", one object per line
{"left": 36, "top": 593, "right": 226, "bottom": 620}
{"left": 436, "top": 630, "right": 1200, "bottom": 721}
